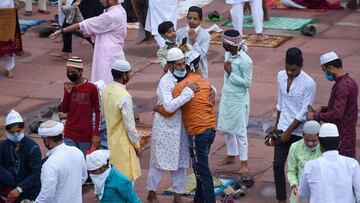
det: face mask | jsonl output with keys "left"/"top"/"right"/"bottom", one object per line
{"left": 89, "top": 168, "right": 111, "bottom": 200}
{"left": 324, "top": 72, "right": 334, "bottom": 81}
{"left": 173, "top": 69, "right": 187, "bottom": 78}
{"left": 304, "top": 143, "right": 319, "bottom": 152}
{"left": 165, "top": 38, "right": 176, "bottom": 46}
{"left": 67, "top": 73, "right": 79, "bottom": 82}
{"left": 7, "top": 133, "right": 25, "bottom": 142}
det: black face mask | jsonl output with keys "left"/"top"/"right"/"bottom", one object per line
{"left": 67, "top": 73, "right": 79, "bottom": 82}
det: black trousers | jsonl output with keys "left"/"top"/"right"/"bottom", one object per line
{"left": 273, "top": 134, "right": 302, "bottom": 201}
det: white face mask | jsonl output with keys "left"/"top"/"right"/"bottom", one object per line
{"left": 89, "top": 167, "right": 111, "bottom": 200}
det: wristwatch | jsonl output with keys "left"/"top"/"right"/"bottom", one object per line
{"left": 16, "top": 187, "right": 23, "bottom": 193}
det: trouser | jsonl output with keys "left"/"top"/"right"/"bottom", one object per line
{"left": 62, "top": 19, "right": 72, "bottom": 53}
{"left": 2, "top": 55, "right": 15, "bottom": 71}
{"left": 273, "top": 134, "right": 302, "bottom": 201}
{"left": 225, "top": 132, "right": 248, "bottom": 161}
{"left": 25, "top": 0, "right": 47, "bottom": 11}
{"left": 146, "top": 167, "right": 187, "bottom": 194}
{"left": 230, "top": 0, "right": 264, "bottom": 35}
{"left": 64, "top": 137, "right": 91, "bottom": 155}
{"left": 188, "top": 129, "right": 216, "bottom": 203}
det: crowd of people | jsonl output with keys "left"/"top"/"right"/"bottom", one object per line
{"left": 0, "top": 0, "right": 360, "bottom": 203}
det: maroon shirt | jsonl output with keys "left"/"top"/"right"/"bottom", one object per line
{"left": 314, "top": 73, "right": 358, "bottom": 158}
{"left": 60, "top": 81, "right": 100, "bottom": 142}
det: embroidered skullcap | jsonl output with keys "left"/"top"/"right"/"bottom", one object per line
{"left": 286, "top": 47, "right": 303, "bottom": 66}
{"left": 167, "top": 48, "right": 184, "bottom": 62}
{"left": 112, "top": 59, "right": 131, "bottom": 72}
{"left": 86, "top": 150, "right": 110, "bottom": 171}
{"left": 6, "top": 109, "right": 23, "bottom": 125}
{"left": 303, "top": 120, "right": 321, "bottom": 135}
{"left": 38, "top": 120, "right": 64, "bottom": 137}
{"left": 320, "top": 52, "right": 339, "bottom": 65}
{"left": 184, "top": 51, "right": 200, "bottom": 72}
{"left": 188, "top": 6, "right": 203, "bottom": 19}
{"left": 222, "top": 30, "right": 242, "bottom": 47}
{"left": 319, "top": 123, "right": 339, "bottom": 138}
{"left": 158, "top": 21, "right": 174, "bottom": 35}
{"left": 67, "top": 56, "right": 83, "bottom": 69}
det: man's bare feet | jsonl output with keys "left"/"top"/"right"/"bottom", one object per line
{"left": 138, "top": 35, "right": 156, "bottom": 44}
{"left": 217, "top": 155, "right": 236, "bottom": 166}
{"left": 239, "top": 161, "right": 249, "bottom": 175}
{"left": 49, "top": 52, "right": 69, "bottom": 60}
{"left": 5, "top": 70, "right": 15, "bottom": 79}
{"left": 24, "top": 11, "right": 32, "bottom": 16}
{"left": 38, "top": 9, "right": 51, "bottom": 15}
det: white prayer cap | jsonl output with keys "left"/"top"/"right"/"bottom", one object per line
{"left": 185, "top": 51, "right": 200, "bottom": 66}
{"left": 320, "top": 52, "right": 339, "bottom": 65}
{"left": 167, "top": 48, "right": 184, "bottom": 62}
{"left": 86, "top": 150, "right": 110, "bottom": 171}
{"left": 38, "top": 120, "right": 64, "bottom": 137}
{"left": 112, "top": 59, "right": 131, "bottom": 72}
{"left": 303, "top": 120, "right": 321, "bottom": 135}
{"left": 319, "top": 123, "right": 339, "bottom": 138}
{"left": 6, "top": 109, "right": 23, "bottom": 125}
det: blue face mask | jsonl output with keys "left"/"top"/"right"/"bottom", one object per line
{"left": 173, "top": 69, "right": 187, "bottom": 78}
{"left": 7, "top": 133, "right": 25, "bottom": 143}
{"left": 165, "top": 38, "right": 176, "bottom": 46}
{"left": 324, "top": 72, "right": 334, "bottom": 81}
{"left": 304, "top": 143, "right": 319, "bottom": 152}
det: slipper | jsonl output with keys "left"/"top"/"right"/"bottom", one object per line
{"left": 235, "top": 176, "right": 254, "bottom": 188}
{"left": 206, "top": 15, "right": 225, "bottom": 22}
{"left": 300, "top": 25, "right": 316, "bottom": 36}
{"left": 49, "top": 52, "right": 69, "bottom": 60}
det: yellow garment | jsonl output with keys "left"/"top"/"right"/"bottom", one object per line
{"left": 0, "top": 8, "right": 16, "bottom": 41}
{"left": 102, "top": 82, "right": 141, "bottom": 181}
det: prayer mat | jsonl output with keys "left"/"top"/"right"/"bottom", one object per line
{"left": 19, "top": 18, "right": 47, "bottom": 33}
{"left": 164, "top": 173, "right": 236, "bottom": 196}
{"left": 177, "top": 0, "right": 213, "bottom": 20}
{"left": 209, "top": 31, "right": 293, "bottom": 48}
{"left": 222, "top": 16, "right": 316, "bottom": 30}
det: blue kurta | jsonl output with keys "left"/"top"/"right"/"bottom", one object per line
{"left": 100, "top": 167, "right": 141, "bottom": 203}
{"left": 217, "top": 50, "right": 253, "bottom": 135}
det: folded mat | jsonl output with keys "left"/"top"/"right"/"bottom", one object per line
{"left": 223, "top": 16, "right": 316, "bottom": 30}
{"left": 19, "top": 18, "right": 46, "bottom": 32}
{"left": 164, "top": 173, "right": 237, "bottom": 196}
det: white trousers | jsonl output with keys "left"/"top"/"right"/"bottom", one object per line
{"left": 225, "top": 131, "right": 248, "bottom": 161}
{"left": 146, "top": 167, "right": 187, "bottom": 194}
{"left": 2, "top": 55, "right": 15, "bottom": 71}
{"left": 230, "top": 0, "right": 264, "bottom": 35}
{"left": 25, "top": 0, "right": 47, "bottom": 12}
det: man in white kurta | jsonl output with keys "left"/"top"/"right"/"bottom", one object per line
{"left": 35, "top": 120, "right": 87, "bottom": 203}
{"left": 147, "top": 48, "right": 194, "bottom": 203}
{"left": 145, "top": 0, "right": 177, "bottom": 47}
{"left": 298, "top": 123, "right": 360, "bottom": 203}
{"left": 225, "top": 0, "right": 264, "bottom": 36}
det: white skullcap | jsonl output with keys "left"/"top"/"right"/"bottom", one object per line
{"left": 303, "top": 120, "right": 320, "bottom": 135}
{"left": 167, "top": 48, "right": 184, "bottom": 62}
{"left": 38, "top": 120, "right": 64, "bottom": 137}
{"left": 6, "top": 109, "right": 23, "bottom": 125}
{"left": 320, "top": 52, "right": 339, "bottom": 65}
{"left": 319, "top": 123, "right": 339, "bottom": 138}
{"left": 112, "top": 59, "right": 131, "bottom": 72}
{"left": 86, "top": 150, "right": 110, "bottom": 171}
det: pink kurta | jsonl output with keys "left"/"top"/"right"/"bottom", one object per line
{"left": 80, "top": 5, "right": 127, "bottom": 84}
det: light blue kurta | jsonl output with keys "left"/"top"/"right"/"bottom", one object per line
{"left": 217, "top": 49, "right": 253, "bottom": 135}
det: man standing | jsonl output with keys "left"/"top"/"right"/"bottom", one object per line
{"left": 24, "top": 0, "right": 49, "bottom": 16}
{"left": 298, "top": 123, "right": 360, "bottom": 203}
{"left": 307, "top": 52, "right": 358, "bottom": 158}
{"left": 59, "top": 56, "right": 100, "bottom": 155}
{"left": 217, "top": 30, "right": 253, "bottom": 175}
{"left": 0, "top": 109, "right": 42, "bottom": 202}
{"left": 286, "top": 120, "right": 322, "bottom": 203}
{"left": 35, "top": 120, "right": 87, "bottom": 203}
{"left": 271, "top": 47, "right": 316, "bottom": 203}
{"left": 176, "top": 6, "right": 211, "bottom": 79}
{"left": 147, "top": 48, "right": 198, "bottom": 203}
{"left": 102, "top": 59, "right": 141, "bottom": 182}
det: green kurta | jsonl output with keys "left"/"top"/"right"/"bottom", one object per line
{"left": 217, "top": 49, "right": 253, "bottom": 135}
{"left": 287, "top": 139, "right": 322, "bottom": 203}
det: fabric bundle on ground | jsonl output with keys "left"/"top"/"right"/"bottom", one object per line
{"left": 0, "top": 8, "right": 22, "bottom": 56}
{"left": 19, "top": 18, "right": 47, "bottom": 33}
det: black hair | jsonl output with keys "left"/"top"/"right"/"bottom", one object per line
{"left": 6, "top": 122, "right": 25, "bottom": 131}
{"left": 188, "top": 6, "right": 203, "bottom": 20}
{"left": 47, "top": 134, "right": 64, "bottom": 143}
{"left": 319, "top": 137, "right": 340, "bottom": 151}
{"left": 158, "top": 21, "right": 174, "bottom": 35}
{"left": 223, "top": 29, "right": 240, "bottom": 37}
{"left": 286, "top": 47, "right": 303, "bottom": 66}
{"left": 111, "top": 69, "right": 129, "bottom": 80}
{"left": 323, "top": 59, "right": 342, "bottom": 69}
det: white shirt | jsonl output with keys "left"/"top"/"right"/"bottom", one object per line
{"left": 276, "top": 70, "right": 316, "bottom": 136}
{"left": 35, "top": 144, "right": 87, "bottom": 203}
{"left": 298, "top": 150, "right": 360, "bottom": 203}
{"left": 0, "top": 0, "right": 14, "bottom": 8}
